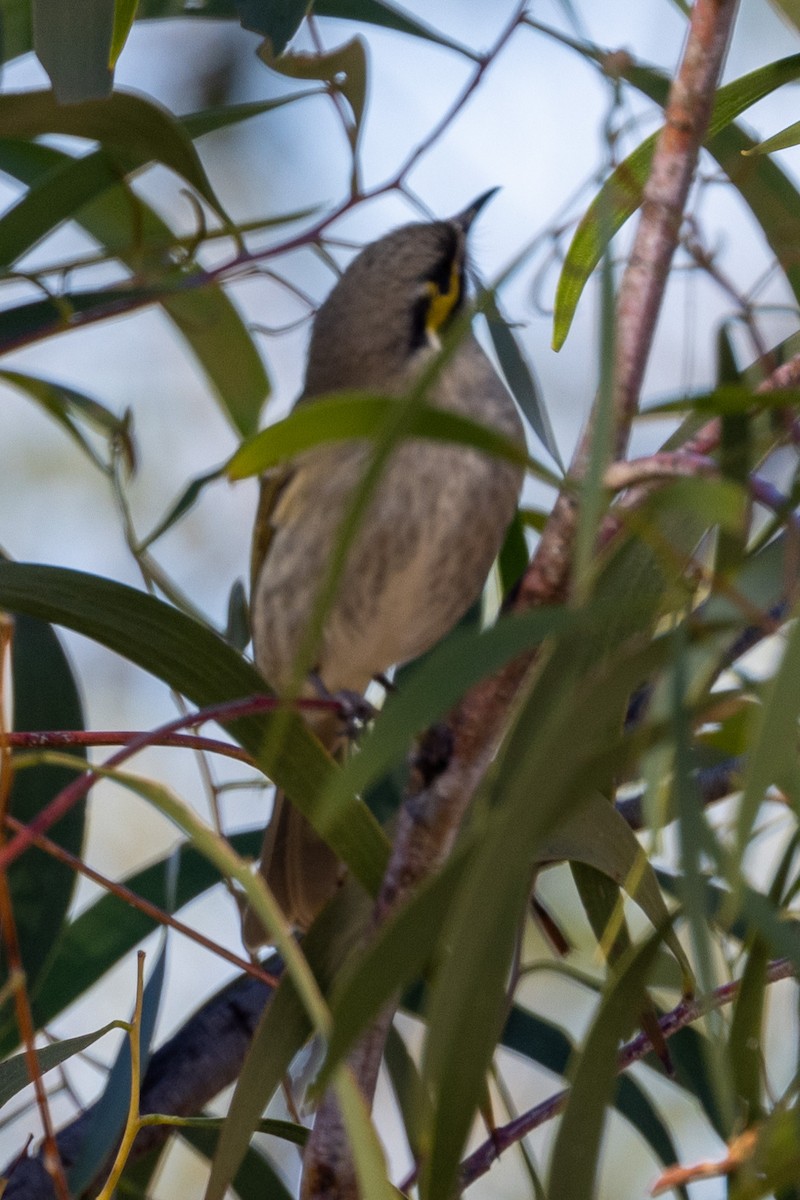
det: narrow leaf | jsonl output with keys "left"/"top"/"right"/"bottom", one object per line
{"left": 0, "top": 1021, "right": 122, "bottom": 1108}
{"left": 6, "top": 615, "right": 87, "bottom": 993}
{"left": 32, "top": 0, "right": 114, "bottom": 102}
{"left": 547, "top": 929, "right": 667, "bottom": 1200}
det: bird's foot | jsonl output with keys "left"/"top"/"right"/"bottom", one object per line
{"left": 309, "top": 673, "right": 376, "bottom": 740}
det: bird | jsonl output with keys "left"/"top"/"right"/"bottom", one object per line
{"left": 243, "top": 191, "right": 525, "bottom": 944}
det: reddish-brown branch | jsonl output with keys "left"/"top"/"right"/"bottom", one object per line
{"left": 449, "top": 956, "right": 796, "bottom": 1191}
{"left": 2, "top": 814, "right": 277, "bottom": 986}
{"left": 0, "top": 692, "right": 342, "bottom": 875}
{"left": 4, "top": 728, "right": 253, "bottom": 763}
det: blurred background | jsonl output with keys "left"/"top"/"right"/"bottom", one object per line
{"left": 2, "top": 1, "right": 800, "bottom": 1194}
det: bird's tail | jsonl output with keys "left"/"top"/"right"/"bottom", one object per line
{"left": 241, "top": 710, "right": 344, "bottom": 948}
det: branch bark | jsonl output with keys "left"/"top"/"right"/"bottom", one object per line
{"left": 1, "top": 965, "right": 278, "bottom": 1200}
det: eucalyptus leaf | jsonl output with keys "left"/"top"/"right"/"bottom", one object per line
{"left": 32, "top": 0, "right": 114, "bottom": 102}
{"left": 0, "top": 1021, "right": 122, "bottom": 1109}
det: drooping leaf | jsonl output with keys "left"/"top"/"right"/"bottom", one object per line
{"left": 0, "top": 139, "right": 270, "bottom": 436}
{"left": 260, "top": 37, "right": 368, "bottom": 153}
{"left": 0, "top": 368, "right": 133, "bottom": 472}
{"left": 553, "top": 53, "right": 800, "bottom": 348}
{"left": 5, "top": 615, "right": 87, "bottom": 996}
{"left": 547, "top": 928, "right": 667, "bottom": 1200}
{"left": 204, "top": 884, "right": 372, "bottom": 1200}
{"left": 315, "top": 0, "right": 478, "bottom": 60}
{"left": 483, "top": 296, "right": 563, "bottom": 468}
{"left": 0, "top": 1021, "right": 123, "bottom": 1108}
{"left": 0, "top": 90, "right": 227, "bottom": 220}
{"left": 32, "top": 0, "right": 114, "bottom": 102}
{"left": 235, "top": 0, "right": 307, "bottom": 55}
{"left": 0, "top": 563, "right": 389, "bottom": 899}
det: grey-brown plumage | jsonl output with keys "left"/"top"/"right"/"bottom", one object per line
{"left": 244, "top": 197, "right": 525, "bottom": 942}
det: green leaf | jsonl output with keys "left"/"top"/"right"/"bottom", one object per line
{"left": 729, "top": 1109, "right": 800, "bottom": 1200}
{"left": 322, "top": 607, "right": 573, "bottom": 825}
{"left": 0, "top": 0, "right": 34, "bottom": 65}
{"left": 384, "top": 1024, "right": 427, "bottom": 1162}
{"left": 0, "top": 147, "right": 138, "bottom": 270}
{"left": 483, "top": 296, "right": 563, "bottom": 470}
{"left": 110, "top": 0, "right": 139, "bottom": 65}
{"left": 0, "top": 90, "right": 227, "bottom": 220}
{"left": 729, "top": 935, "right": 769, "bottom": 1121}
{"left": 414, "top": 497, "right": 701, "bottom": 1200}
{"left": 547, "top": 928, "right": 667, "bottom": 1200}
{"left": 743, "top": 120, "right": 800, "bottom": 155}
{"left": 0, "top": 832, "right": 262, "bottom": 1053}
{"left": 204, "top": 884, "right": 371, "bottom": 1200}
{"left": 180, "top": 91, "right": 322, "bottom": 140}
{"left": 467, "top": 1001, "right": 687, "bottom": 1186}
{"left": 0, "top": 563, "right": 389, "bottom": 900}
{"left": 737, "top": 610, "right": 800, "bottom": 856}
{"left": 69, "top": 941, "right": 168, "bottom": 1194}
{"left": 5, "top": 615, "right": 87, "bottom": 993}
{"left": 235, "top": 0, "right": 308, "bottom": 55}
{"left": 181, "top": 1129, "right": 294, "bottom": 1200}
{"left": 227, "top": 392, "right": 535, "bottom": 479}
{"left": 0, "top": 368, "right": 133, "bottom": 471}
{"left": 317, "top": 850, "right": 470, "bottom": 1095}
{"left": 768, "top": 0, "right": 800, "bottom": 31}
{"left": 0, "top": 140, "right": 269, "bottom": 436}
{"left": 32, "top": 0, "right": 114, "bottom": 102}
{"left": 260, "top": 37, "right": 367, "bottom": 151}
{"left": 315, "top": 0, "right": 478, "bottom": 60}
{"left": 553, "top": 53, "right": 800, "bottom": 349}
{"left": 0, "top": 1021, "right": 122, "bottom": 1108}
{"left": 139, "top": 466, "right": 226, "bottom": 550}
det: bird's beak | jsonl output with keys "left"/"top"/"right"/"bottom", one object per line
{"left": 452, "top": 187, "right": 501, "bottom": 233}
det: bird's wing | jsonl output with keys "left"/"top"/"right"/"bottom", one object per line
{"left": 249, "top": 465, "right": 295, "bottom": 601}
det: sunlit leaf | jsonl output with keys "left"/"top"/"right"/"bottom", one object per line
{"left": 227, "top": 392, "right": 538, "bottom": 480}
{"left": 554, "top": 53, "right": 800, "bottom": 348}
{"left": 110, "top": 0, "right": 139, "bottom": 65}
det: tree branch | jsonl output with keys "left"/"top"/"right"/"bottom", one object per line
{"left": 1, "top": 966, "right": 278, "bottom": 1200}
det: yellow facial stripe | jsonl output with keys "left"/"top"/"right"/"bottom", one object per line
{"left": 425, "top": 256, "right": 462, "bottom": 335}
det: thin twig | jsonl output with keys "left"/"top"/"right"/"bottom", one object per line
{"left": 0, "top": 692, "right": 341, "bottom": 876}
{"left": 4, "top": 728, "right": 252, "bottom": 763}
{"left": 2, "top": 814, "right": 278, "bottom": 986}
{"left": 451, "top": 956, "right": 795, "bottom": 1190}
